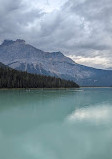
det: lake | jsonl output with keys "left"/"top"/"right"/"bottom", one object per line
{"left": 0, "top": 88, "right": 112, "bottom": 159}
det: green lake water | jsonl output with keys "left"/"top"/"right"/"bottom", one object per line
{"left": 0, "top": 88, "right": 112, "bottom": 159}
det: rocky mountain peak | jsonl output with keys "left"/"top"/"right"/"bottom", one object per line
{"left": 51, "top": 51, "right": 64, "bottom": 57}
{"left": 15, "top": 39, "right": 25, "bottom": 44}
{"left": 1, "top": 39, "right": 25, "bottom": 46}
{"left": 1, "top": 40, "right": 15, "bottom": 46}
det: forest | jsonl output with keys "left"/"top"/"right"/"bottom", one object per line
{"left": 0, "top": 66, "right": 79, "bottom": 88}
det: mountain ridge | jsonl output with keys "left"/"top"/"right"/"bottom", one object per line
{"left": 0, "top": 39, "right": 112, "bottom": 86}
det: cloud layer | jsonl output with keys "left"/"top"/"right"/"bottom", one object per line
{"left": 0, "top": 0, "right": 112, "bottom": 69}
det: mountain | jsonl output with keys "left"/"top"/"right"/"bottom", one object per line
{"left": 0, "top": 62, "right": 79, "bottom": 88}
{"left": 106, "top": 67, "right": 112, "bottom": 70}
{"left": 0, "top": 62, "right": 7, "bottom": 68}
{"left": 0, "top": 39, "right": 112, "bottom": 86}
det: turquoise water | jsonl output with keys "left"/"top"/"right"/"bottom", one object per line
{"left": 0, "top": 88, "right": 112, "bottom": 159}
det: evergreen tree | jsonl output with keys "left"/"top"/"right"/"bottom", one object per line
{"left": 0, "top": 66, "right": 79, "bottom": 88}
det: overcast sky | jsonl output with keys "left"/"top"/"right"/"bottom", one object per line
{"left": 0, "top": 0, "right": 112, "bottom": 69}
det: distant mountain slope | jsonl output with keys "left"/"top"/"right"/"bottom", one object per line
{"left": 107, "top": 67, "right": 112, "bottom": 70}
{"left": 0, "top": 62, "right": 79, "bottom": 88}
{"left": 0, "top": 39, "right": 112, "bottom": 86}
{"left": 0, "top": 62, "right": 7, "bottom": 68}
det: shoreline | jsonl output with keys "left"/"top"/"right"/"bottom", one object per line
{"left": 81, "top": 87, "right": 112, "bottom": 88}
{"left": 0, "top": 87, "right": 111, "bottom": 90}
{"left": 0, "top": 87, "right": 80, "bottom": 90}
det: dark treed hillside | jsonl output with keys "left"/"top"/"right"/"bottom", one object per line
{"left": 0, "top": 65, "right": 79, "bottom": 88}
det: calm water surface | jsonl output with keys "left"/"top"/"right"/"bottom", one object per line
{"left": 0, "top": 88, "right": 112, "bottom": 159}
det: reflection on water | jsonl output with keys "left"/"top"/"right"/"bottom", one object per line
{"left": 68, "top": 105, "right": 112, "bottom": 122}
{"left": 0, "top": 88, "right": 112, "bottom": 159}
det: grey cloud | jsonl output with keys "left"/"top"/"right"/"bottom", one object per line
{"left": 0, "top": 0, "right": 112, "bottom": 68}
{"left": 0, "top": 0, "right": 44, "bottom": 41}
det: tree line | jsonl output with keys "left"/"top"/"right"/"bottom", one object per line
{"left": 0, "top": 66, "right": 79, "bottom": 88}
